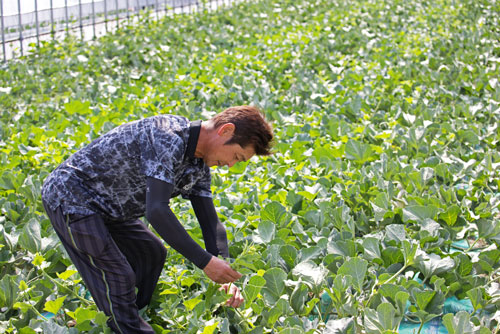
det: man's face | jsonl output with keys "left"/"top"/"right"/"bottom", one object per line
{"left": 201, "top": 122, "right": 256, "bottom": 168}
{"left": 205, "top": 141, "right": 255, "bottom": 168}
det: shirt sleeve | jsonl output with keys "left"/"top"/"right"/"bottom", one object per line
{"left": 145, "top": 177, "right": 213, "bottom": 269}
{"left": 189, "top": 195, "right": 229, "bottom": 258}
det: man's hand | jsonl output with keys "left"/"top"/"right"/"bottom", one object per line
{"left": 203, "top": 256, "right": 242, "bottom": 284}
{"left": 220, "top": 283, "right": 244, "bottom": 308}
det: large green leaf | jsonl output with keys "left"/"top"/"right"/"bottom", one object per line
{"left": 0, "top": 275, "right": 19, "bottom": 309}
{"left": 364, "top": 302, "right": 401, "bottom": 334}
{"left": 402, "top": 205, "right": 439, "bottom": 223}
{"left": 256, "top": 220, "right": 276, "bottom": 244}
{"left": 337, "top": 258, "right": 368, "bottom": 293}
{"left": 414, "top": 252, "right": 455, "bottom": 280}
{"left": 262, "top": 268, "right": 287, "bottom": 304}
{"left": 345, "top": 139, "right": 374, "bottom": 164}
{"left": 44, "top": 296, "right": 66, "bottom": 315}
{"left": 244, "top": 275, "right": 266, "bottom": 305}
{"left": 280, "top": 245, "right": 298, "bottom": 269}
{"left": 291, "top": 261, "right": 328, "bottom": 292}
{"left": 18, "top": 218, "right": 42, "bottom": 254}
{"left": 261, "top": 201, "right": 288, "bottom": 227}
{"left": 290, "top": 282, "right": 309, "bottom": 315}
{"left": 442, "top": 311, "right": 476, "bottom": 334}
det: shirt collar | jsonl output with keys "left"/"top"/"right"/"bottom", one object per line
{"left": 186, "top": 120, "right": 202, "bottom": 159}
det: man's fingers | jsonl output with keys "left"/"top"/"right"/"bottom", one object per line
{"left": 220, "top": 283, "right": 244, "bottom": 308}
{"left": 203, "top": 257, "right": 242, "bottom": 284}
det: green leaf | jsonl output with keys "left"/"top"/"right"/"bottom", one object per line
{"left": 439, "top": 205, "right": 461, "bottom": 226}
{"left": 44, "top": 296, "right": 66, "bottom": 315}
{"left": 362, "top": 237, "right": 382, "bottom": 261}
{"left": 222, "top": 75, "right": 234, "bottom": 88}
{"left": 40, "top": 321, "right": 69, "bottom": 334}
{"left": 381, "top": 247, "right": 404, "bottom": 267}
{"left": 371, "top": 192, "right": 391, "bottom": 222}
{"left": 345, "top": 139, "right": 374, "bottom": 164}
{"left": 244, "top": 275, "right": 266, "bottom": 304}
{"left": 466, "top": 287, "right": 484, "bottom": 311}
{"left": 256, "top": 220, "right": 276, "bottom": 244}
{"left": 262, "top": 268, "right": 287, "bottom": 304}
{"left": 291, "top": 261, "right": 328, "bottom": 292}
{"left": 280, "top": 245, "right": 298, "bottom": 269}
{"left": 0, "top": 275, "right": 19, "bottom": 309}
{"left": 94, "top": 311, "right": 109, "bottom": 327}
{"left": 324, "top": 317, "right": 355, "bottom": 334}
{"left": 327, "top": 240, "right": 357, "bottom": 257}
{"left": 442, "top": 311, "right": 475, "bottom": 334}
{"left": 261, "top": 201, "right": 288, "bottom": 226}
{"left": 403, "top": 205, "right": 439, "bottom": 223}
{"left": 379, "top": 284, "right": 404, "bottom": 303}
{"left": 268, "top": 297, "right": 289, "bottom": 325}
{"left": 56, "top": 269, "right": 78, "bottom": 281}
{"left": 290, "top": 283, "right": 308, "bottom": 315}
{"left": 278, "top": 328, "right": 303, "bottom": 334}
{"left": 337, "top": 258, "right": 368, "bottom": 293}
{"left": 64, "top": 100, "right": 91, "bottom": 115}
{"left": 395, "top": 291, "right": 410, "bottom": 316}
{"left": 13, "top": 302, "right": 32, "bottom": 313}
{"left": 184, "top": 296, "right": 203, "bottom": 311}
{"left": 413, "top": 289, "right": 436, "bottom": 311}
{"left": 299, "top": 246, "right": 322, "bottom": 263}
{"left": 202, "top": 319, "right": 220, "bottom": 334}
{"left": 376, "top": 302, "right": 399, "bottom": 330}
{"left": 402, "top": 240, "right": 418, "bottom": 265}
{"left": 385, "top": 224, "right": 406, "bottom": 245}
{"left": 458, "top": 130, "right": 480, "bottom": 145}
{"left": 364, "top": 302, "right": 400, "bottom": 334}
{"left": 475, "top": 219, "right": 500, "bottom": 239}
{"left": 414, "top": 252, "right": 455, "bottom": 280}
{"left": 19, "top": 327, "right": 37, "bottom": 334}
{"left": 18, "top": 218, "right": 42, "bottom": 253}
{"left": 74, "top": 307, "right": 97, "bottom": 324}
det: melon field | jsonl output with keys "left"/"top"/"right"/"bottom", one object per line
{"left": 1, "top": 0, "right": 499, "bottom": 333}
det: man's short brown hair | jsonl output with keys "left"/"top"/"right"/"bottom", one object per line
{"left": 211, "top": 106, "right": 273, "bottom": 156}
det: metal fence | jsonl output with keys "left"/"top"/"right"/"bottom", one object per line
{"left": 0, "top": 0, "right": 237, "bottom": 62}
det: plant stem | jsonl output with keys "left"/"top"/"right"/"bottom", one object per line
{"left": 234, "top": 308, "right": 255, "bottom": 329}
{"left": 41, "top": 269, "right": 91, "bottom": 306}
{"left": 366, "top": 264, "right": 408, "bottom": 307}
{"left": 466, "top": 238, "right": 480, "bottom": 252}
{"left": 30, "top": 303, "right": 49, "bottom": 321}
{"left": 314, "top": 303, "right": 324, "bottom": 323}
{"left": 417, "top": 321, "right": 424, "bottom": 334}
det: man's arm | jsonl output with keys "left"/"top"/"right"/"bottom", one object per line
{"left": 145, "top": 177, "right": 241, "bottom": 283}
{"left": 189, "top": 195, "right": 229, "bottom": 258}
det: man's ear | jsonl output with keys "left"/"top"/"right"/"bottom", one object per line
{"left": 217, "top": 123, "right": 235, "bottom": 138}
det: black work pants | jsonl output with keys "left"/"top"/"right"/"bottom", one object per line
{"left": 43, "top": 201, "right": 167, "bottom": 334}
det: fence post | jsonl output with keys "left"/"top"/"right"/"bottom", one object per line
{"left": 65, "top": 0, "right": 69, "bottom": 34}
{"left": 17, "top": 0, "right": 23, "bottom": 56}
{"left": 78, "top": 0, "right": 83, "bottom": 39}
{"left": 91, "top": 0, "right": 96, "bottom": 39}
{"left": 1, "top": 0, "right": 5, "bottom": 62}
{"left": 126, "top": 0, "right": 130, "bottom": 22}
{"left": 115, "top": 0, "right": 119, "bottom": 29}
{"left": 35, "top": 0, "right": 40, "bottom": 47}
{"left": 104, "top": 0, "right": 108, "bottom": 32}
{"left": 50, "top": 0, "right": 55, "bottom": 38}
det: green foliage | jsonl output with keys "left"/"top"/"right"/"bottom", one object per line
{"left": 1, "top": 0, "right": 499, "bottom": 332}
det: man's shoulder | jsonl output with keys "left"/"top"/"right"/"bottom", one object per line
{"left": 147, "top": 114, "right": 189, "bottom": 127}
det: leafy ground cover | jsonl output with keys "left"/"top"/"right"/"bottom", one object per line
{"left": 1, "top": 0, "right": 500, "bottom": 332}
